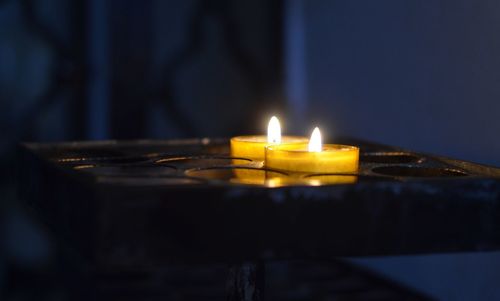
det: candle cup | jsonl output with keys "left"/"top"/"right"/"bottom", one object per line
{"left": 230, "top": 135, "right": 308, "bottom": 162}
{"left": 229, "top": 168, "right": 291, "bottom": 185}
{"left": 232, "top": 168, "right": 267, "bottom": 185}
{"left": 265, "top": 143, "right": 359, "bottom": 174}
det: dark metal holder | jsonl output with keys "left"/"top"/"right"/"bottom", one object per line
{"left": 19, "top": 137, "right": 500, "bottom": 264}
{"left": 17, "top": 138, "right": 500, "bottom": 300}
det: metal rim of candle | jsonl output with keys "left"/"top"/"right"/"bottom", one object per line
{"left": 230, "top": 135, "right": 309, "bottom": 143}
{"left": 265, "top": 143, "right": 359, "bottom": 153}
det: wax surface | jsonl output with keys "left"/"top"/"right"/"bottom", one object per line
{"left": 265, "top": 143, "right": 359, "bottom": 173}
{"left": 230, "top": 135, "right": 308, "bottom": 161}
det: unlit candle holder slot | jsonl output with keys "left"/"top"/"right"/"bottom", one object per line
{"left": 54, "top": 142, "right": 476, "bottom": 186}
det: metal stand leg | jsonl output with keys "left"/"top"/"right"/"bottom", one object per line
{"left": 226, "top": 262, "right": 264, "bottom": 301}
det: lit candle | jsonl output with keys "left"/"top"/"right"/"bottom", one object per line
{"left": 230, "top": 116, "right": 308, "bottom": 161}
{"left": 265, "top": 127, "right": 359, "bottom": 173}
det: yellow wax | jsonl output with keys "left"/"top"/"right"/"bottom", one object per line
{"left": 265, "top": 143, "right": 359, "bottom": 173}
{"left": 232, "top": 168, "right": 267, "bottom": 185}
{"left": 230, "top": 135, "right": 308, "bottom": 161}
{"left": 230, "top": 168, "right": 288, "bottom": 185}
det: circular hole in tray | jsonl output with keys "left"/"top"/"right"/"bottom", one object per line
{"left": 361, "top": 152, "right": 422, "bottom": 164}
{"left": 75, "top": 165, "right": 177, "bottom": 176}
{"left": 58, "top": 155, "right": 151, "bottom": 165}
{"left": 151, "top": 139, "right": 229, "bottom": 154}
{"left": 156, "top": 156, "right": 252, "bottom": 169}
{"left": 372, "top": 166, "right": 467, "bottom": 178}
{"left": 56, "top": 148, "right": 124, "bottom": 159}
{"left": 186, "top": 166, "right": 292, "bottom": 186}
{"left": 304, "top": 173, "right": 394, "bottom": 185}
{"left": 73, "top": 164, "right": 96, "bottom": 170}
{"left": 303, "top": 174, "right": 357, "bottom": 185}
{"left": 96, "top": 176, "right": 203, "bottom": 186}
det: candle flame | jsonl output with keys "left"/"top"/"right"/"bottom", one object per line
{"left": 308, "top": 127, "right": 322, "bottom": 152}
{"left": 267, "top": 116, "right": 281, "bottom": 144}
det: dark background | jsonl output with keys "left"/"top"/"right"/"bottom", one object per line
{"left": 1, "top": 0, "right": 500, "bottom": 300}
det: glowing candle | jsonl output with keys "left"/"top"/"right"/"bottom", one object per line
{"left": 265, "top": 127, "right": 359, "bottom": 173}
{"left": 230, "top": 116, "right": 308, "bottom": 161}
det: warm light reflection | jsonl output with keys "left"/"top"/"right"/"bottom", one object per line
{"left": 267, "top": 116, "right": 281, "bottom": 144}
{"left": 308, "top": 127, "right": 322, "bottom": 152}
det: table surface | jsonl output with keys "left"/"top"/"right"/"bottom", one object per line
{"left": 18, "top": 138, "right": 500, "bottom": 267}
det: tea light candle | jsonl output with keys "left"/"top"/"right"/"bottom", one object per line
{"left": 265, "top": 127, "right": 359, "bottom": 173}
{"left": 230, "top": 116, "right": 308, "bottom": 161}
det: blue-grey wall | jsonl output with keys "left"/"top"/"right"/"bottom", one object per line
{"left": 301, "top": 1, "right": 500, "bottom": 299}
{"left": 304, "top": 0, "right": 500, "bottom": 167}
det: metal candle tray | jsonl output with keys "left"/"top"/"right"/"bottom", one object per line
{"left": 19, "top": 138, "right": 500, "bottom": 267}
